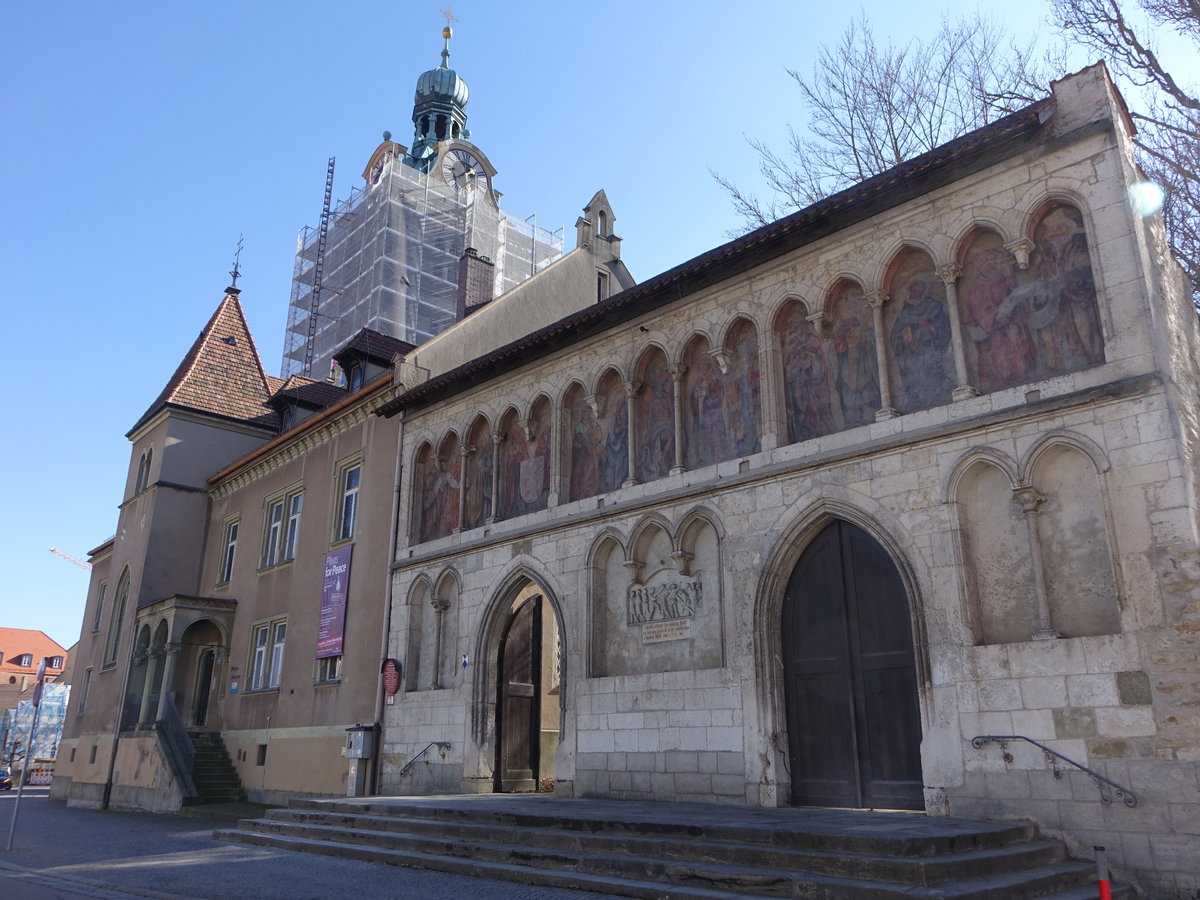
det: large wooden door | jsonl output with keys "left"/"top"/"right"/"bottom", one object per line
{"left": 782, "top": 521, "right": 923, "bottom": 809}
{"left": 496, "top": 596, "right": 541, "bottom": 792}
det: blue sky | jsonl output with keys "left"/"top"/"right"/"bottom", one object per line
{"left": 0, "top": 0, "right": 1148, "bottom": 647}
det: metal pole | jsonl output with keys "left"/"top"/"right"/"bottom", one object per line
{"left": 1095, "top": 845, "right": 1111, "bottom": 900}
{"left": 6, "top": 660, "right": 45, "bottom": 851}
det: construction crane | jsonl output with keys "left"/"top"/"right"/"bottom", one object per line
{"left": 49, "top": 547, "right": 91, "bottom": 571}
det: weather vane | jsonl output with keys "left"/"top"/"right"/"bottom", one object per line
{"left": 228, "top": 234, "right": 244, "bottom": 293}
{"left": 440, "top": 6, "right": 458, "bottom": 26}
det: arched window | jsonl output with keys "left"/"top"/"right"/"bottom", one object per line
{"left": 134, "top": 448, "right": 153, "bottom": 494}
{"left": 103, "top": 569, "right": 130, "bottom": 667}
{"left": 596, "top": 210, "right": 608, "bottom": 237}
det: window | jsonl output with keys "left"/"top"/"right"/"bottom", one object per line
{"left": 316, "top": 655, "right": 342, "bottom": 683}
{"left": 596, "top": 270, "right": 609, "bottom": 303}
{"left": 348, "top": 365, "right": 364, "bottom": 392}
{"left": 78, "top": 667, "right": 92, "bottom": 714}
{"left": 249, "top": 618, "right": 286, "bottom": 691}
{"left": 91, "top": 582, "right": 107, "bottom": 632}
{"left": 262, "top": 488, "right": 302, "bottom": 568}
{"left": 49, "top": 656, "right": 63, "bottom": 669}
{"left": 219, "top": 519, "right": 239, "bottom": 583}
{"left": 103, "top": 570, "right": 129, "bottom": 667}
{"left": 337, "top": 463, "right": 361, "bottom": 542}
{"left": 134, "top": 448, "right": 153, "bottom": 494}
{"left": 16, "top": 654, "right": 32, "bottom": 667}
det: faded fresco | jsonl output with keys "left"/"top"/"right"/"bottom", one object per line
{"left": 417, "top": 435, "right": 461, "bottom": 542}
{"left": 960, "top": 206, "right": 1103, "bottom": 391}
{"left": 778, "top": 303, "right": 836, "bottom": 443}
{"left": 683, "top": 338, "right": 729, "bottom": 469}
{"left": 886, "top": 251, "right": 956, "bottom": 412}
{"left": 724, "top": 320, "right": 761, "bottom": 457}
{"left": 636, "top": 350, "right": 675, "bottom": 481}
{"left": 828, "top": 282, "right": 880, "bottom": 428}
{"left": 497, "top": 402, "right": 551, "bottom": 520}
{"left": 462, "top": 418, "right": 493, "bottom": 530}
{"left": 567, "top": 374, "right": 629, "bottom": 502}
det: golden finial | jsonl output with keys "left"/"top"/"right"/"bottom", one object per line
{"left": 440, "top": 5, "right": 457, "bottom": 38}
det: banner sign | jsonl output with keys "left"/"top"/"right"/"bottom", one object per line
{"left": 316, "top": 545, "right": 353, "bottom": 659}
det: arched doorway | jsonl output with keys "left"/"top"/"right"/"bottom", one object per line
{"left": 781, "top": 520, "right": 923, "bottom": 809}
{"left": 496, "top": 595, "right": 541, "bottom": 792}
{"left": 192, "top": 648, "right": 215, "bottom": 727}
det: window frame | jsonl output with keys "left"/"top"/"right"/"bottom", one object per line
{"left": 102, "top": 570, "right": 129, "bottom": 668}
{"left": 16, "top": 654, "right": 32, "bottom": 667}
{"left": 77, "top": 667, "right": 93, "bottom": 715}
{"left": 134, "top": 447, "right": 153, "bottom": 494}
{"left": 49, "top": 656, "right": 63, "bottom": 669}
{"left": 248, "top": 616, "right": 287, "bottom": 692}
{"left": 91, "top": 581, "right": 107, "bottom": 632}
{"left": 335, "top": 458, "right": 362, "bottom": 543}
{"left": 315, "top": 654, "right": 342, "bottom": 684}
{"left": 219, "top": 517, "right": 239, "bottom": 584}
{"left": 261, "top": 485, "right": 303, "bottom": 569}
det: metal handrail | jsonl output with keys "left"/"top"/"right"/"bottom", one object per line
{"left": 398, "top": 742, "right": 451, "bottom": 778}
{"left": 155, "top": 694, "right": 198, "bottom": 800}
{"left": 972, "top": 734, "right": 1137, "bottom": 807}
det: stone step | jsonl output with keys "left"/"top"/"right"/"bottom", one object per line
{"left": 213, "top": 824, "right": 1113, "bottom": 900}
{"left": 255, "top": 808, "right": 1068, "bottom": 885}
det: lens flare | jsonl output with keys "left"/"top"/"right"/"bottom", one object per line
{"left": 1128, "top": 181, "right": 1165, "bottom": 217}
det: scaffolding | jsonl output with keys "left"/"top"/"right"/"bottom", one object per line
{"left": 281, "top": 157, "right": 563, "bottom": 380}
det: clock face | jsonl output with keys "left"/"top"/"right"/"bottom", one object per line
{"left": 442, "top": 148, "right": 483, "bottom": 191}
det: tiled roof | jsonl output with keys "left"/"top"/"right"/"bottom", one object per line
{"left": 0, "top": 629, "right": 68, "bottom": 675}
{"left": 269, "top": 375, "right": 348, "bottom": 410}
{"left": 379, "top": 98, "right": 1054, "bottom": 417}
{"left": 334, "top": 328, "right": 415, "bottom": 367}
{"left": 127, "top": 293, "right": 277, "bottom": 436}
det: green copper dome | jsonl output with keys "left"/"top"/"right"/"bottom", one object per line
{"left": 410, "top": 26, "right": 470, "bottom": 159}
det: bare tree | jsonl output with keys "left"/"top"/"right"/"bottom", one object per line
{"left": 713, "top": 14, "right": 1054, "bottom": 230}
{"left": 1051, "top": 0, "right": 1200, "bottom": 300}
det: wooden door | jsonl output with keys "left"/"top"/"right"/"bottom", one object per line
{"left": 496, "top": 596, "right": 541, "bottom": 792}
{"left": 192, "top": 649, "right": 214, "bottom": 727}
{"left": 782, "top": 521, "right": 923, "bottom": 809}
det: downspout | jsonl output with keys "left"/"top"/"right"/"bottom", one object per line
{"left": 371, "top": 409, "right": 405, "bottom": 795}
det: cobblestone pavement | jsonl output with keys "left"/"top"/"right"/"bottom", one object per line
{"left": 0, "top": 789, "right": 599, "bottom": 900}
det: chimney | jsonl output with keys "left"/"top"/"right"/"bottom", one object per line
{"left": 456, "top": 247, "right": 496, "bottom": 320}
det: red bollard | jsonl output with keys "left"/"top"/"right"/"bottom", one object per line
{"left": 1095, "top": 845, "right": 1111, "bottom": 900}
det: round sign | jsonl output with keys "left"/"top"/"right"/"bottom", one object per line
{"left": 382, "top": 658, "right": 402, "bottom": 695}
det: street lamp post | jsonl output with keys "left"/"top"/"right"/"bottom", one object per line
{"left": 5, "top": 658, "right": 46, "bottom": 851}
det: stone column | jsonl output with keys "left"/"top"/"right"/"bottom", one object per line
{"left": 154, "top": 642, "right": 182, "bottom": 723}
{"left": 756, "top": 335, "right": 780, "bottom": 452}
{"left": 135, "top": 648, "right": 157, "bottom": 728}
{"left": 430, "top": 596, "right": 451, "bottom": 689}
{"left": 1014, "top": 486, "right": 1061, "bottom": 640}
{"left": 455, "top": 444, "right": 471, "bottom": 532}
{"left": 867, "top": 291, "right": 898, "bottom": 419}
{"left": 487, "top": 430, "right": 501, "bottom": 524}
{"left": 670, "top": 366, "right": 686, "bottom": 475}
{"left": 937, "top": 264, "right": 978, "bottom": 401}
{"left": 623, "top": 380, "right": 640, "bottom": 486}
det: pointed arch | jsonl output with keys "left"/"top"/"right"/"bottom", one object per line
{"left": 633, "top": 345, "right": 675, "bottom": 483}
{"left": 463, "top": 414, "right": 495, "bottom": 530}
{"left": 775, "top": 297, "right": 836, "bottom": 444}
{"left": 882, "top": 246, "right": 955, "bottom": 413}
{"left": 824, "top": 278, "right": 880, "bottom": 430}
{"left": 721, "top": 317, "right": 762, "bottom": 457}
{"left": 956, "top": 226, "right": 1033, "bottom": 394}
{"left": 681, "top": 333, "right": 731, "bottom": 469}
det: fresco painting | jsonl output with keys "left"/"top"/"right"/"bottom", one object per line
{"left": 886, "top": 253, "right": 956, "bottom": 412}
{"left": 637, "top": 351, "right": 675, "bottom": 481}
{"left": 683, "top": 339, "right": 729, "bottom": 469}
{"left": 829, "top": 283, "right": 880, "bottom": 428}
{"left": 598, "top": 373, "right": 629, "bottom": 491}
{"left": 462, "top": 420, "right": 493, "bottom": 530}
{"left": 724, "top": 321, "right": 761, "bottom": 457}
{"left": 778, "top": 303, "right": 836, "bottom": 443}
{"left": 960, "top": 206, "right": 1103, "bottom": 392}
{"left": 418, "top": 436, "right": 461, "bottom": 542}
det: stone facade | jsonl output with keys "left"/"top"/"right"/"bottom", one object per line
{"left": 380, "top": 66, "right": 1200, "bottom": 896}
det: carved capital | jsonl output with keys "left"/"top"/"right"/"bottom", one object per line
{"left": 518, "top": 418, "right": 533, "bottom": 443}
{"left": 585, "top": 393, "right": 602, "bottom": 417}
{"left": 622, "top": 558, "right": 645, "bottom": 585}
{"left": 460, "top": 443, "right": 475, "bottom": 458}
{"left": 430, "top": 596, "right": 451, "bottom": 613}
{"left": 806, "top": 310, "right": 832, "bottom": 338}
{"left": 1005, "top": 238, "right": 1035, "bottom": 270}
{"left": 624, "top": 380, "right": 641, "bottom": 399}
{"left": 670, "top": 549, "right": 695, "bottom": 576}
{"left": 669, "top": 365, "right": 687, "bottom": 383}
{"left": 708, "top": 347, "right": 731, "bottom": 375}
{"left": 866, "top": 290, "right": 889, "bottom": 312}
{"left": 164, "top": 642, "right": 183, "bottom": 656}
{"left": 937, "top": 264, "right": 963, "bottom": 286}
{"left": 1013, "top": 486, "right": 1047, "bottom": 514}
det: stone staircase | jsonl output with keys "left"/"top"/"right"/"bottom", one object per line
{"left": 213, "top": 795, "right": 1133, "bottom": 898}
{"left": 185, "top": 731, "right": 245, "bottom": 806}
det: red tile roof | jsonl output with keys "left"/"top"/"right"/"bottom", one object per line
{"left": 0, "top": 629, "right": 68, "bottom": 676}
{"left": 127, "top": 293, "right": 277, "bottom": 436}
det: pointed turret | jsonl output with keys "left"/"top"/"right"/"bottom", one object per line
{"left": 127, "top": 291, "right": 276, "bottom": 436}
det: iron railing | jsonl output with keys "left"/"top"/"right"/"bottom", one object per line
{"left": 972, "top": 734, "right": 1137, "bottom": 807}
{"left": 398, "top": 742, "right": 451, "bottom": 778}
{"left": 156, "top": 694, "right": 198, "bottom": 800}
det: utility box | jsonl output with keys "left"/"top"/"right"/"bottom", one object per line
{"left": 345, "top": 724, "right": 379, "bottom": 797}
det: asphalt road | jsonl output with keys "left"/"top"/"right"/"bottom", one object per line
{"left": 0, "top": 788, "right": 599, "bottom": 900}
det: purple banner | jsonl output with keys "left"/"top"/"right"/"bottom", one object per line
{"left": 316, "top": 544, "right": 352, "bottom": 659}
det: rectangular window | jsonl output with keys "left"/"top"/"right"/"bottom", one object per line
{"left": 92, "top": 582, "right": 107, "bottom": 632}
{"left": 219, "top": 519, "right": 239, "bottom": 583}
{"left": 262, "top": 499, "right": 284, "bottom": 567}
{"left": 282, "top": 493, "right": 303, "bottom": 561}
{"left": 596, "top": 270, "right": 609, "bottom": 302}
{"left": 249, "top": 617, "right": 287, "bottom": 691}
{"left": 338, "top": 464, "right": 361, "bottom": 542}
{"left": 78, "top": 667, "right": 93, "bottom": 714}
{"left": 316, "top": 655, "right": 342, "bottom": 684}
